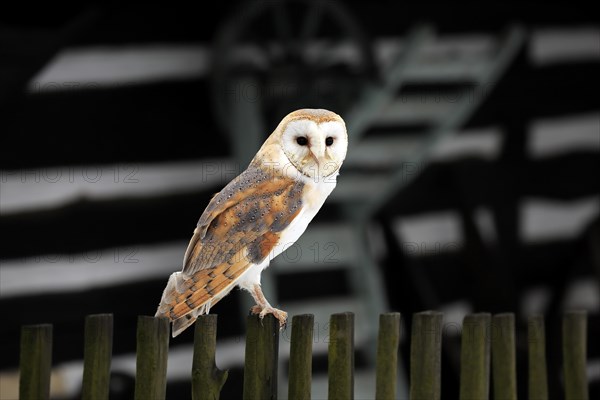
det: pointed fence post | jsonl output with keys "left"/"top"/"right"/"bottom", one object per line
{"left": 410, "top": 311, "right": 443, "bottom": 400}
{"left": 243, "top": 314, "right": 279, "bottom": 400}
{"left": 563, "top": 311, "right": 588, "bottom": 400}
{"left": 192, "top": 314, "right": 228, "bottom": 400}
{"left": 376, "top": 312, "right": 401, "bottom": 400}
{"left": 19, "top": 324, "right": 53, "bottom": 400}
{"left": 459, "top": 313, "right": 491, "bottom": 400}
{"left": 288, "top": 314, "right": 314, "bottom": 400}
{"left": 328, "top": 312, "right": 355, "bottom": 400}
{"left": 82, "top": 314, "right": 113, "bottom": 400}
{"left": 528, "top": 314, "right": 548, "bottom": 400}
{"left": 134, "top": 316, "right": 170, "bottom": 400}
{"left": 491, "top": 313, "right": 517, "bottom": 400}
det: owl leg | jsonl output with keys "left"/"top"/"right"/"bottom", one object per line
{"left": 249, "top": 284, "right": 288, "bottom": 328}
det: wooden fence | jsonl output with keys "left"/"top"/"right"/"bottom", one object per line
{"left": 19, "top": 311, "right": 589, "bottom": 399}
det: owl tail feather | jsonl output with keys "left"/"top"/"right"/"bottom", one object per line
{"left": 155, "top": 256, "right": 250, "bottom": 337}
{"left": 154, "top": 271, "right": 197, "bottom": 337}
{"left": 155, "top": 271, "right": 223, "bottom": 337}
{"left": 155, "top": 271, "right": 192, "bottom": 317}
{"left": 171, "top": 307, "right": 208, "bottom": 337}
{"left": 172, "top": 315, "right": 196, "bottom": 337}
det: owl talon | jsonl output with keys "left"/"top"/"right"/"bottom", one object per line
{"left": 250, "top": 305, "right": 288, "bottom": 329}
{"left": 250, "top": 305, "right": 262, "bottom": 315}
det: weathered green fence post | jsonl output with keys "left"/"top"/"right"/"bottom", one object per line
{"left": 192, "top": 314, "right": 228, "bottom": 400}
{"left": 459, "top": 313, "right": 491, "bottom": 400}
{"left": 82, "top": 314, "right": 113, "bottom": 400}
{"left": 134, "top": 316, "right": 170, "bottom": 400}
{"left": 288, "top": 314, "right": 314, "bottom": 400}
{"left": 19, "top": 324, "right": 53, "bottom": 400}
{"left": 376, "top": 312, "right": 401, "bottom": 400}
{"left": 563, "top": 311, "right": 588, "bottom": 400}
{"left": 410, "top": 311, "right": 443, "bottom": 400}
{"left": 491, "top": 313, "right": 517, "bottom": 400}
{"left": 328, "top": 312, "right": 355, "bottom": 400}
{"left": 528, "top": 314, "right": 548, "bottom": 400}
{"left": 243, "top": 314, "right": 279, "bottom": 400}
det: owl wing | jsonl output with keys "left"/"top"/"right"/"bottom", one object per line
{"left": 156, "top": 165, "right": 305, "bottom": 322}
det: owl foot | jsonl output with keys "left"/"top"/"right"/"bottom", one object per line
{"left": 248, "top": 284, "right": 288, "bottom": 328}
{"left": 250, "top": 305, "right": 288, "bottom": 329}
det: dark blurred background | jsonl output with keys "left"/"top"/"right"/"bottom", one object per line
{"left": 1, "top": 2, "right": 598, "bottom": 399}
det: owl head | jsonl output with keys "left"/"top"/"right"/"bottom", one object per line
{"left": 257, "top": 109, "right": 348, "bottom": 180}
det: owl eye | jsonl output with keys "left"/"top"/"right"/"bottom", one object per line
{"left": 296, "top": 137, "right": 308, "bottom": 146}
{"left": 325, "top": 137, "right": 334, "bottom": 146}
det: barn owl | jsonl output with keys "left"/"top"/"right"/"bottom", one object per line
{"left": 155, "top": 109, "right": 348, "bottom": 336}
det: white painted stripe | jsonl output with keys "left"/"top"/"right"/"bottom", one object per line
{"left": 0, "top": 231, "right": 355, "bottom": 298}
{"left": 27, "top": 35, "right": 497, "bottom": 92}
{"left": 344, "top": 127, "right": 502, "bottom": 169}
{"left": 331, "top": 172, "right": 390, "bottom": 201}
{"left": 563, "top": 277, "right": 600, "bottom": 312}
{"left": 28, "top": 45, "right": 211, "bottom": 91}
{"left": 271, "top": 223, "right": 358, "bottom": 271}
{"left": 24, "top": 30, "right": 597, "bottom": 93}
{"left": 520, "top": 196, "right": 599, "bottom": 242}
{"left": 439, "top": 300, "right": 473, "bottom": 335}
{"left": 392, "top": 196, "right": 599, "bottom": 254}
{"left": 377, "top": 94, "right": 456, "bottom": 124}
{"left": 393, "top": 212, "right": 463, "bottom": 256}
{"left": 6, "top": 196, "right": 592, "bottom": 297}
{"left": 1, "top": 127, "right": 502, "bottom": 214}
{"left": 0, "top": 159, "right": 239, "bottom": 214}
{"left": 0, "top": 368, "right": 79, "bottom": 399}
{"left": 520, "top": 285, "right": 552, "bottom": 316}
{"left": 344, "top": 136, "right": 422, "bottom": 168}
{"left": 376, "top": 35, "right": 494, "bottom": 81}
{"left": 431, "top": 127, "right": 503, "bottom": 161}
{"left": 0, "top": 241, "right": 187, "bottom": 298}
{"left": 528, "top": 113, "right": 600, "bottom": 158}
{"left": 588, "top": 359, "right": 600, "bottom": 383}
{"left": 473, "top": 206, "right": 498, "bottom": 244}
{"left": 530, "top": 27, "right": 600, "bottom": 65}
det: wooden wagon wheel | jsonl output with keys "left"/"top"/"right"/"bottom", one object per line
{"left": 211, "top": 0, "right": 377, "bottom": 141}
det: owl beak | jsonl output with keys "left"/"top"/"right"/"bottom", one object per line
{"left": 310, "top": 141, "right": 325, "bottom": 164}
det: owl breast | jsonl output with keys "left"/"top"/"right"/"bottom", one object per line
{"left": 266, "top": 175, "right": 337, "bottom": 265}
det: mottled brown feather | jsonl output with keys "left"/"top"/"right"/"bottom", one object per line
{"left": 170, "top": 248, "right": 249, "bottom": 319}
{"left": 158, "top": 164, "right": 304, "bottom": 321}
{"left": 183, "top": 164, "right": 304, "bottom": 274}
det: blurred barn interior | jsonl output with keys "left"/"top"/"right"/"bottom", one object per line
{"left": 1, "top": 2, "right": 599, "bottom": 399}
